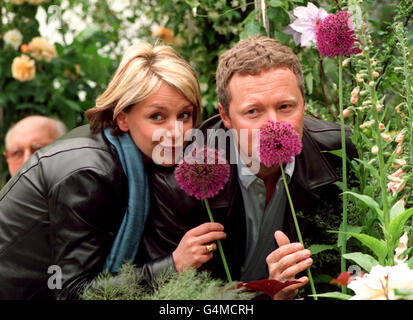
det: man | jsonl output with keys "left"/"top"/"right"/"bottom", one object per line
{"left": 3, "top": 115, "right": 67, "bottom": 176}
{"left": 140, "top": 36, "right": 357, "bottom": 299}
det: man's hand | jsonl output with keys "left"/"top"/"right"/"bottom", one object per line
{"left": 172, "top": 222, "right": 226, "bottom": 273}
{"left": 266, "top": 231, "right": 313, "bottom": 300}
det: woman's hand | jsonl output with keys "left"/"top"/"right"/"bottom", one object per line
{"left": 172, "top": 222, "right": 227, "bottom": 273}
{"left": 266, "top": 231, "right": 312, "bottom": 300}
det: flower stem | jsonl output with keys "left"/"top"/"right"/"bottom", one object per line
{"left": 364, "top": 45, "right": 392, "bottom": 264}
{"left": 280, "top": 164, "right": 317, "bottom": 300}
{"left": 203, "top": 198, "right": 232, "bottom": 283}
{"left": 338, "top": 55, "right": 349, "bottom": 293}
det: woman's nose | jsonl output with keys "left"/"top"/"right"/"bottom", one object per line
{"left": 165, "top": 120, "right": 183, "bottom": 140}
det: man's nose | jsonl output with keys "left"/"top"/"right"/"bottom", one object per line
{"left": 23, "top": 149, "right": 33, "bottom": 163}
{"left": 266, "top": 110, "right": 279, "bottom": 123}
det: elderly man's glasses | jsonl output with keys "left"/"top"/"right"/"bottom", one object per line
{"left": 3, "top": 143, "right": 44, "bottom": 162}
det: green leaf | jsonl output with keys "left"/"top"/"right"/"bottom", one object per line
{"left": 388, "top": 208, "right": 413, "bottom": 248}
{"left": 344, "top": 191, "right": 383, "bottom": 219}
{"left": 394, "top": 289, "right": 413, "bottom": 297}
{"left": 308, "top": 292, "right": 352, "bottom": 300}
{"left": 342, "top": 252, "right": 379, "bottom": 272}
{"left": 53, "top": 95, "right": 83, "bottom": 112}
{"left": 336, "top": 224, "right": 363, "bottom": 248}
{"left": 269, "top": 0, "right": 284, "bottom": 7}
{"left": 407, "top": 256, "right": 413, "bottom": 269}
{"left": 390, "top": 200, "right": 406, "bottom": 221}
{"left": 354, "top": 158, "right": 380, "bottom": 181}
{"left": 325, "top": 149, "right": 342, "bottom": 158}
{"left": 305, "top": 73, "right": 313, "bottom": 95}
{"left": 243, "top": 19, "right": 262, "bottom": 38}
{"left": 308, "top": 244, "right": 337, "bottom": 255}
{"left": 341, "top": 232, "right": 388, "bottom": 263}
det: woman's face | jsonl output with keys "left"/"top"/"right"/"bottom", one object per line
{"left": 116, "top": 82, "right": 195, "bottom": 166}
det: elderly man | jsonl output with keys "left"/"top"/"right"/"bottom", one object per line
{"left": 140, "top": 36, "right": 357, "bottom": 299}
{"left": 3, "top": 115, "right": 67, "bottom": 176}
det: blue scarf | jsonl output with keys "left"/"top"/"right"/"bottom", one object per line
{"left": 103, "top": 128, "right": 150, "bottom": 273}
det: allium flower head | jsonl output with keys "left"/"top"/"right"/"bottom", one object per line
{"left": 258, "top": 120, "right": 302, "bottom": 167}
{"left": 283, "top": 2, "right": 328, "bottom": 47}
{"left": 175, "top": 147, "right": 230, "bottom": 201}
{"left": 316, "top": 11, "right": 362, "bottom": 57}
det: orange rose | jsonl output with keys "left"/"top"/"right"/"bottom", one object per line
{"left": 11, "top": 55, "right": 36, "bottom": 82}
{"left": 20, "top": 43, "right": 30, "bottom": 53}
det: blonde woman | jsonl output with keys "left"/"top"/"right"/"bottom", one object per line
{"left": 0, "top": 42, "right": 226, "bottom": 299}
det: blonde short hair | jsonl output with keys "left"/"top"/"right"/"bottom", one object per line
{"left": 216, "top": 36, "right": 304, "bottom": 114}
{"left": 86, "top": 42, "right": 201, "bottom": 134}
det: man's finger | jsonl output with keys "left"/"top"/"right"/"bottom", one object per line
{"left": 266, "top": 242, "right": 303, "bottom": 264}
{"left": 274, "top": 230, "right": 290, "bottom": 247}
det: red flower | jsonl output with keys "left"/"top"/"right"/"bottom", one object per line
{"left": 330, "top": 271, "right": 352, "bottom": 286}
{"left": 238, "top": 279, "right": 300, "bottom": 297}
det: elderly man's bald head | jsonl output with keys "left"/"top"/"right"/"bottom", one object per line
{"left": 4, "top": 116, "right": 67, "bottom": 176}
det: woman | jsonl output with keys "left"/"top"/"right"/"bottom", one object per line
{"left": 0, "top": 42, "right": 225, "bottom": 299}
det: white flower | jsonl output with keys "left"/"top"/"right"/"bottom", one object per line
{"left": 395, "top": 232, "right": 409, "bottom": 264}
{"left": 283, "top": 2, "right": 329, "bottom": 47}
{"left": 348, "top": 263, "right": 413, "bottom": 300}
{"left": 4, "top": 29, "right": 23, "bottom": 50}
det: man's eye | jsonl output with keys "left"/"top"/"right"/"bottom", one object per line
{"left": 10, "top": 150, "right": 23, "bottom": 158}
{"left": 247, "top": 109, "right": 257, "bottom": 115}
{"left": 280, "top": 104, "right": 291, "bottom": 110}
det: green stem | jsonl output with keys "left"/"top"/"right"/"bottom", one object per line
{"left": 280, "top": 164, "right": 317, "bottom": 300}
{"left": 364, "top": 46, "right": 392, "bottom": 264}
{"left": 338, "top": 55, "right": 348, "bottom": 294}
{"left": 204, "top": 197, "right": 232, "bottom": 283}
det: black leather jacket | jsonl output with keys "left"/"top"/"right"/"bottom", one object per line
{"left": 0, "top": 125, "right": 173, "bottom": 300}
{"left": 140, "top": 115, "right": 358, "bottom": 281}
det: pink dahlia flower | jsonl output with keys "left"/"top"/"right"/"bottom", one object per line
{"left": 283, "top": 2, "right": 328, "bottom": 47}
{"left": 258, "top": 120, "right": 302, "bottom": 167}
{"left": 315, "top": 11, "right": 362, "bottom": 57}
{"left": 175, "top": 147, "right": 230, "bottom": 201}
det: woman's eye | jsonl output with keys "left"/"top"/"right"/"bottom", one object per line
{"left": 150, "top": 113, "right": 163, "bottom": 121}
{"left": 179, "top": 112, "right": 192, "bottom": 120}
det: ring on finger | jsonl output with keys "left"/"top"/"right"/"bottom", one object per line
{"left": 206, "top": 244, "right": 214, "bottom": 254}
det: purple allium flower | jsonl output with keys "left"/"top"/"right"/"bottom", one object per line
{"left": 315, "top": 11, "right": 362, "bottom": 57}
{"left": 258, "top": 120, "right": 302, "bottom": 167}
{"left": 283, "top": 2, "right": 328, "bottom": 47}
{"left": 175, "top": 147, "right": 230, "bottom": 201}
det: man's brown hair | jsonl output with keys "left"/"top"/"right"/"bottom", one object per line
{"left": 216, "top": 36, "right": 304, "bottom": 113}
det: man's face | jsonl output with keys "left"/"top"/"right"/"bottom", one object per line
{"left": 219, "top": 67, "right": 305, "bottom": 172}
{"left": 5, "top": 118, "right": 58, "bottom": 176}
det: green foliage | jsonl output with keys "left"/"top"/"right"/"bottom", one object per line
{"left": 80, "top": 263, "right": 256, "bottom": 300}
{"left": 342, "top": 252, "right": 379, "bottom": 273}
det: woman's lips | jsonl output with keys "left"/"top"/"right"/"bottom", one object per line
{"left": 159, "top": 145, "right": 183, "bottom": 153}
